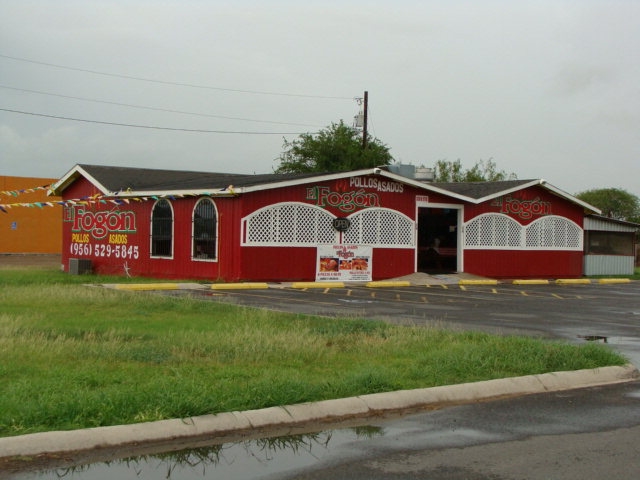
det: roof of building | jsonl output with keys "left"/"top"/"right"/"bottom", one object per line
{"left": 429, "top": 180, "right": 536, "bottom": 199}
{"left": 49, "top": 164, "right": 600, "bottom": 214}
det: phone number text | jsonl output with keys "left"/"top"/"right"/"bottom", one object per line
{"left": 70, "top": 242, "right": 140, "bottom": 259}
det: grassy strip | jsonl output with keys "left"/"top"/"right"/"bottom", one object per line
{"left": 0, "top": 269, "right": 627, "bottom": 437}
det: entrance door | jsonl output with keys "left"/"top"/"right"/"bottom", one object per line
{"left": 417, "top": 207, "right": 459, "bottom": 273}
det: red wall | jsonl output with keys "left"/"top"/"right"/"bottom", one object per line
{"left": 464, "top": 251, "right": 583, "bottom": 278}
{"left": 237, "top": 175, "right": 432, "bottom": 281}
{"left": 61, "top": 178, "right": 235, "bottom": 279}
{"left": 463, "top": 186, "right": 585, "bottom": 278}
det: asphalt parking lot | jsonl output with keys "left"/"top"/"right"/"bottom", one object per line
{"left": 185, "top": 280, "right": 640, "bottom": 364}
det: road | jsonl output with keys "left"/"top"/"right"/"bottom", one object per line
{"left": 267, "top": 380, "right": 640, "bottom": 480}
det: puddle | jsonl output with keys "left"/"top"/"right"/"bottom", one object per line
{"left": 5, "top": 427, "right": 385, "bottom": 480}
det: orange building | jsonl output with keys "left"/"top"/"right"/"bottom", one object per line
{"left": 1, "top": 176, "right": 62, "bottom": 254}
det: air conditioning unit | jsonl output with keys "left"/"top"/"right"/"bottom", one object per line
{"left": 69, "top": 258, "right": 92, "bottom": 275}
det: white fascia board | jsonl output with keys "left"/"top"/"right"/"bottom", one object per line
{"left": 237, "top": 169, "right": 380, "bottom": 194}
{"left": 540, "top": 180, "right": 602, "bottom": 214}
{"left": 48, "top": 164, "right": 111, "bottom": 197}
{"left": 472, "top": 179, "right": 543, "bottom": 204}
{"left": 112, "top": 189, "right": 237, "bottom": 198}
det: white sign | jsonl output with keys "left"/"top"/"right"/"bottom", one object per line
{"left": 316, "top": 245, "right": 372, "bottom": 282}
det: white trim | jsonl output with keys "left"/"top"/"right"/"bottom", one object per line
{"left": 472, "top": 179, "right": 543, "bottom": 204}
{"left": 540, "top": 181, "right": 601, "bottom": 215}
{"left": 49, "top": 165, "right": 111, "bottom": 196}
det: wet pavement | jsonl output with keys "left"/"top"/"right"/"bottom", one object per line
{"left": 8, "top": 380, "right": 640, "bottom": 479}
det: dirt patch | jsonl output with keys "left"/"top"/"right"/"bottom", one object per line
{"left": 0, "top": 254, "right": 62, "bottom": 269}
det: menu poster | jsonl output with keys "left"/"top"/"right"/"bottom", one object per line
{"left": 316, "top": 245, "right": 372, "bottom": 282}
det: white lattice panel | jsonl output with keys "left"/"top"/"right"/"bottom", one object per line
{"left": 243, "top": 202, "right": 336, "bottom": 246}
{"left": 465, "top": 213, "right": 582, "bottom": 250}
{"left": 464, "top": 214, "right": 522, "bottom": 248}
{"left": 343, "top": 208, "right": 414, "bottom": 248}
{"left": 525, "top": 216, "right": 582, "bottom": 249}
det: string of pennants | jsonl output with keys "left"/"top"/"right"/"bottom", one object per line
{"left": 0, "top": 186, "right": 232, "bottom": 213}
{"left": 0, "top": 184, "right": 51, "bottom": 197}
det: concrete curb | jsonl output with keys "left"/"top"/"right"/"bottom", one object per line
{"left": 1, "top": 364, "right": 637, "bottom": 461}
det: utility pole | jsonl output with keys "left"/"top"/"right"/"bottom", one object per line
{"left": 362, "top": 90, "right": 368, "bottom": 150}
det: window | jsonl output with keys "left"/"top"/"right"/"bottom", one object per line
{"left": 586, "top": 231, "right": 634, "bottom": 256}
{"left": 151, "top": 199, "right": 173, "bottom": 257}
{"left": 192, "top": 198, "right": 217, "bottom": 260}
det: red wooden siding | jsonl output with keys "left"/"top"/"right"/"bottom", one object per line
{"left": 464, "top": 250, "right": 583, "bottom": 278}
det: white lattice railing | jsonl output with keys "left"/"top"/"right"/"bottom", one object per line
{"left": 242, "top": 203, "right": 415, "bottom": 248}
{"left": 464, "top": 213, "right": 582, "bottom": 250}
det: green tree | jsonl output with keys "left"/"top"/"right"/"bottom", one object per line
{"left": 274, "top": 120, "right": 393, "bottom": 173}
{"left": 575, "top": 188, "right": 640, "bottom": 223}
{"left": 433, "top": 158, "right": 517, "bottom": 182}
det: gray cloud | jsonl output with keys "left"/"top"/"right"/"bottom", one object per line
{"left": 1, "top": 0, "right": 638, "bottom": 196}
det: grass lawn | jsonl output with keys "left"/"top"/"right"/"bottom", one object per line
{"left": 0, "top": 268, "right": 627, "bottom": 437}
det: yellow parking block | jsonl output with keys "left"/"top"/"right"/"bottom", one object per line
{"left": 366, "top": 281, "right": 411, "bottom": 288}
{"left": 291, "top": 282, "right": 345, "bottom": 289}
{"left": 512, "top": 279, "right": 550, "bottom": 285}
{"left": 555, "top": 279, "right": 591, "bottom": 285}
{"left": 597, "top": 278, "right": 631, "bottom": 284}
{"left": 114, "top": 283, "right": 180, "bottom": 291}
{"left": 458, "top": 279, "right": 499, "bottom": 286}
{"left": 211, "top": 283, "right": 269, "bottom": 290}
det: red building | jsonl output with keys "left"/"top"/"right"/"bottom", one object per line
{"left": 50, "top": 164, "right": 599, "bottom": 281}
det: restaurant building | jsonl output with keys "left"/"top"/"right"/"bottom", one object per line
{"left": 49, "top": 164, "right": 600, "bottom": 281}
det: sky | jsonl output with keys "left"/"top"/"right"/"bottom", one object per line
{"left": 1, "top": 0, "right": 638, "bottom": 196}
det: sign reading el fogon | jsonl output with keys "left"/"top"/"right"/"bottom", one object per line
{"left": 66, "top": 206, "right": 137, "bottom": 240}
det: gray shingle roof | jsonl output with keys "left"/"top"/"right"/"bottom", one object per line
{"left": 78, "top": 164, "right": 324, "bottom": 192}
{"left": 429, "top": 180, "right": 537, "bottom": 200}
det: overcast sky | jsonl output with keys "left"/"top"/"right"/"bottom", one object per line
{"left": 1, "top": 0, "right": 638, "bottom": 196}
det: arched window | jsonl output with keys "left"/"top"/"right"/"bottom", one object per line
{"left": 151, "top": 199, "right": 173, "bottom": 258}
{"left": 192, "top": 198, "right": 217, "bottom": 260}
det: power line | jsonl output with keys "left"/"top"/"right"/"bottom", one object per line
{"left": 0, "top": 84, "right": 323, "bottom": 127}
{"left": 0, "top": 53, "right": 354, "bottom": 100}
{"left": 0, "top": 107, "right": 312, "bottom": 134}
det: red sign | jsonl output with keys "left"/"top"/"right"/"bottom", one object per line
{"left": 67, "top": 206, "right": 137, "bottom": 240}
{"left": 493, "top": 195, "right": 551, "bottom": 220}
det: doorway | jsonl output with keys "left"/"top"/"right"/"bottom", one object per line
{"left": 417, "top": 207, "right": 460, "bottom": 273}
